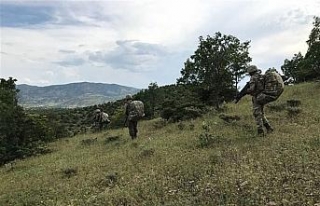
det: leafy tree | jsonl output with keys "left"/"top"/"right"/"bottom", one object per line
{"left": 177, "top": 32, "right": 251, "bottom": 107}
{"left": 0, "top": 78, "right": 54, "bottom": 164}
{"left": 229, "top": 64, "right": 248, "bottom": 93}
{"left": 281, "top": 52, "right": 304, "bottom": 82}
{"left": 148, "top": 82, "right": 159, "bottom": 118}
{"left": 281, "top": 16, "right": 320, "bottom": 83}
{"left": 304, "top": 16, "right": 320, "bottom": 80}
{"left": 0, "top": 77, "right": 20, "bottom": 143}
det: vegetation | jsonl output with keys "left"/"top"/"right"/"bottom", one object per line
{"left": 1, "top": 82, "right": 320, "bottom": 205}
{"left": 0, "top": 78, "right": 55, "bottom": 164}
{"left": 177, "top": 32, "right": 251, "bottom": 108}
{"left": 281, "top": 16, "right": 320, "bottom": 83}
{"left": 1, "top": 15, "right": 319, "bottom": 205}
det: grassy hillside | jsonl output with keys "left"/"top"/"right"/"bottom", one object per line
{"left": 1, "top": 82, "right": 320, "bottom": 205}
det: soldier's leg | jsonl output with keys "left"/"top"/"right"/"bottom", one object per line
{"left": 257, "top": 94, "right": 274, "bottom": 133}
{"left": 252, "top": 98, "right": 264, "bottom": 135}
{"left": 261, "top": 105, "right": 272, "bottom": 130}
{"left": 261, "top": 105, "right": 269, "bottom": 125}
{"left": 133, "top": 121, "right": 138, "bottom": 138}
{"left": 99, "top": 122, "right": 103, "bottom": 132}
{"left": 260, "top": 99, "right": 274, "bottom": 132}
{"left": 128, "top": 121, "right": 136, "bottom": 139}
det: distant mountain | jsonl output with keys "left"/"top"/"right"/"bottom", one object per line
{"left": 17, "top": 82, "right": 141, "bottom": 108}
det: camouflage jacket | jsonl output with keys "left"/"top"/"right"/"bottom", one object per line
{"left": 125, "top": 101, "right": 132, "bottom": 117}
{"left": 247, "top": 71, "right": 264, "bottom": 97}
{"left": 94, "top": 112, "right": 110, "bottom": 123}
{"left": 93, "top": 113, "right": 102, "bottom": 122}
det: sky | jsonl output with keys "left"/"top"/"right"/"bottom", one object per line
{"left": 0, "top": 0, "right": 319, "bottom": 89}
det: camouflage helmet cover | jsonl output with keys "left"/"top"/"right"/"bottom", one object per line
{"left": 126, "top": 94, "right": 133, "bottom": 100}
{"left": 94, "top": 109, "right": 101, "bottom": 113}
{"left": 247, "top": 65, "right": 258, "bottom": 74}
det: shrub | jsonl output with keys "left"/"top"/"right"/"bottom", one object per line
{"left": 161, "top": 105, "right": 203, "bottom": 123}
{"left": 286, "top": 107, "right": 302, "bottom": 118}
{"left": 152, "top": 119, "right": 167, "bottom": 129}
{"left": 267, "top": 102, "right": 287, "bottom": 112}
{"left": 286, "top": 99, "right": 301, "bottom": 107}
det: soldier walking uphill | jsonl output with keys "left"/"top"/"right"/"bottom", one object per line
{"left": 235, "top": 65, "right": 284, "bottom": 136}
{"left": 93, "top": 109, "right": 111, "bottom": 132}
{"left": 124, "top": 94, "right": 145, "bottom": 140}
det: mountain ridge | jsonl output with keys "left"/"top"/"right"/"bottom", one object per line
{"left": 17, "top": 82, "right": 141, "bottom": 108}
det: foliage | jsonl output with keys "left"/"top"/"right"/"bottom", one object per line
{"left": 303, "top": 16, "right": 320, "bottom": 78}
{"left": 177, "top": 32, "right": 251, "bottom": 107}
{"left": 0, "top": 78, "right": 56, "bottom": 164}
{"left": 281, "top": 52, "right": 304, "bottom": 82}
{"left": 281, "top": 16, "right": 320, "bottom": 82}
{"left": 2, "top": 82, "right": 320, "bottom": 205}
{"left": 147, "top": 82, "right": 159, "bottom": 118}
{"left": 9, "top": 32, "right": 253, "bottom": 137}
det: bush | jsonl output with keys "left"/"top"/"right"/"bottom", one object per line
{"left": 267, "top": 102, "right": 287, "bottom": 112}
{"left": 161, "top": 105, "right": 203, "bottom": 123}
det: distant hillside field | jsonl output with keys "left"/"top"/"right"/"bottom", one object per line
{"left": 17, "top": 82, "right": 141, "bottom": 108}
{"left": 1, "top": 82, "right": 320, "bottom": 205}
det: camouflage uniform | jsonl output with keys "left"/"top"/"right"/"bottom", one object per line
{"left": 247, "top": 66, "right": 274, "bottom": 135}
{"left": 93, "top": 109, "right": 110, "bottom": 131}
{"left": 125, "top": 95, "right": 138, "bottom": 139}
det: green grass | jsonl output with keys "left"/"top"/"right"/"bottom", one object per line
{"left": 1, "top": 82, "right": 320, "bottom": 206}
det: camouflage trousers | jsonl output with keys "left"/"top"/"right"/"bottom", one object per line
{"left": 252, "top": 94, "right": 275, "bottom": 129}
{"left": 128, "top": 120, "right": 138, "bottom": 139}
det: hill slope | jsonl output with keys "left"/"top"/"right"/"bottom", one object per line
{"left": 17, "top": 82, "right": 141, "bottom": 108}
{"left": 1, "top": 82, "right": 320, "bottom": 205}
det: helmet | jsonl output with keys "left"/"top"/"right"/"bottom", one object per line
{"left": 247, "top": 65, "right": 258, "bottom": 74}
{"left": 94, "top": 109, "right": 101, "bottom": 113}
{"left": 126, "top": 94, "right": 133, "bottom": 100}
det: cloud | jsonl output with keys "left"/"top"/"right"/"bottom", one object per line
{"left": 55, "top": 56, "right": 86, "bottom": 67}
{"left": 0, "top": 3, "right": 54, "bottom": 27}
{"left": 59, "top": 49, "right": 76, "bottom": 54}
{"left": 87, "top": 40, "right": 168, "bottom": 72}
{"left": 1, "top": 0, "right": 319, "bottom": 88}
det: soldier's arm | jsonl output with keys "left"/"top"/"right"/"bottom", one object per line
{"left": 246, "top": 77, "right": 257, "bottom": 95}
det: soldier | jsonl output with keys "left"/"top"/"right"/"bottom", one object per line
{"left": 124, "top": 94, "right": 145, "bottom": 140}
{"left": 246, "top": 65, "right": 274, "bottom": 136}
{"left": 93, "top": 109, "right": 111, "bottom": 131}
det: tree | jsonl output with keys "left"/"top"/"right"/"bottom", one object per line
{"left": 177, "top": 32, "right": 251, "bottom": 107}
{"left": 0, "top": 77, "right": 19, "bottom": 141}
{"left": 304, "top": 16, "right": 320, "bottom": 80}
{"left": 0, "top": 78, "right": 52, "bottom": 164}
{"left": 148, "top": 82, "right": 159, "bottom": 118}
{"left": 281, "top": 52, "right": 304, "bottom": 82}
{"left": 281, "top": 16, "right": 320, "bottom": 83}
{"left": 229, "top": 63, "right": 248, "bottom": 94}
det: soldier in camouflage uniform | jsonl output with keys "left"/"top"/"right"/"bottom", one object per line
{"left": 246, "top": 65, "right": 274, "bottom": 136}
{"left": 93, "top": 109, "right": 110, "bottom": 131}
{"left": 125, "top": 94, "right": 138, "bottom": 139}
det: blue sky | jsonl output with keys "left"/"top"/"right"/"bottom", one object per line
{"left": 0, "top": 0, "right": 319, "bottom": 89}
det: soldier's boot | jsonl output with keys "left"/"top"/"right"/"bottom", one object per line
{"left": 264, "top": 123, "right": 274, "bottom": 133}
{"left": 257, "top": 128, "right": 265, "bottom": 137}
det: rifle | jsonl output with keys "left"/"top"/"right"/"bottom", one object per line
{"left": 235, "top": 82, "right": 250, "bottom": 103}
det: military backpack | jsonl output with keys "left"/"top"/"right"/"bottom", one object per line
{"left": 101, "top": 112, "right": 111, "bottom": 123}
{"left": 128, "top": 100, "right": 145, "bottom": 121}
{"left": 263, "top": 70, "right": 284, "bottom": 100}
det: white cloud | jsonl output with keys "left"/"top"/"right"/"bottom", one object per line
{"left": 1, "top": 0, "right": 319, "bottom": 88}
